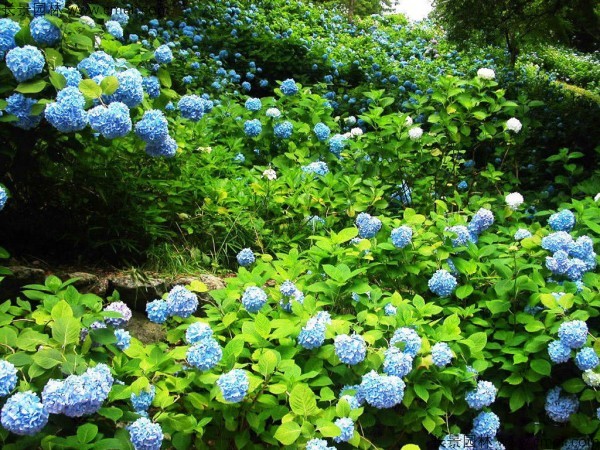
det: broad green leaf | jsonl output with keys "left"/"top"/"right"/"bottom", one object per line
{"left": 52, "top": 317, "right": 81, "bottom": 347}
{"left": 77, "top": 423, "right": 98, "bottom": 443}
{"left": 32, "top": 348, "right": 64, "bottom": 369}
{"left": 15, "top": 79, "right": 48, "bottom": 94}
{"left": 51, "top": 300, "right": 74, "bottom": 321}
{"left": 79, "top": 79, "right": 102, "bottom": 99}
{"left": 273, "top": 421, "right": 301, "bottom": 445}
{"left": 530, "top": 359, "right": 551, "bottom": 376}
{"left": 100, "top": 76, "right": 119, "bottom": 95}
{"left": 289, "top": 384, "right": 318, "bottom": 417}
{"left": 256, "top": 349, "right": 279, "bottom": 377}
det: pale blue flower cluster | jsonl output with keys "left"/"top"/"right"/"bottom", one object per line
{"left": 166, "top": 285, "right": 199, "bottom": 318}
{"left": 108, "top": 69, "right": 144, "bottom": 107}
{"left": 465, "top": 380, "right": 497, "bottom": 410}
{"left": 45, "top": 87, "right": 88, "bottom": 132}
{"left": 446, "top": 225, "right": 472, "bottom": 247}
{"left": 236, "top": 248, "right": 255, "bottom": 266}
{"left": 41, "top": 364, "right": 113, "bottom": 417}
{"left": 574, "top": 347, "right": 599, "bottom": 371}
{"left": 5, "top": 93, "right": 41, "bottom": 129}
{"left": 0, "top": 19, "right": 20, "bottom": 54}
{"left": 302, "top": 161, "right": 329, "bottom": 176}
{"left": 391, "top": 225, "right": 412, "bottom": 248}
{"left": 244, "top": 119, "right": 262, "bottom": 137}
{"left": 280, "top": 78, "right": 298, "bottom": 95}
{"left": 334, "top": 334, "right": 366, "bottom": 365}
{"left": 328, "top": 134, "right": 347, "bottom": 156}
{"left": 111, "top": 8, "right": 129, "bottom": 26}
{"left": 106, "top": 20, "right": 124, "bottom": 40}
{"left": 142, "top": 76, "right": 161, "bottom": 99}
{"left": 431, "top": 342, "right": 453, "bottom": 367}
{"left": 0, "top": 391, "right": 48, "bottom": 436}
{"left": 390, "top": 327, "right": 421, "bottom": 356}
{"left": 384, "top": 303, "right": 397, "bottom": 316}
{"left": 178, "top": 95, "right": 208, "bottom": 121}
{"left": 241, "top": 286, "right": 268, "bottom": 313}
{"left": 114, "top": 329, "right": 131, "bottom": 350}
{"left": 186, "top": 322, "right": 213, "bottom": 344}
{"left": 104, "top": 301, "right": 132, "bottom": 328}
{"left": 467, "top": 208, "right": 494, "bottom": 240}
{"left": 217, "top": 369, "right": 248, "bottom": 402}
{"left": 245, "top": 98, "right": 262, "bottom": 111}
{"left": 545, "top": 387, "right": 578, "bottom": 422}
{"left": 6, "top": 45, "right": 45, "bottom": 82}
{"left": 274, "top": 120, "right": 293, "bottom": 139}
{"left": 313, "top": 122, "right": 331, "bottom": 141}
{"left": 298, "top": 311, "right": 331, "bottom": 349}
{"left": 131, "top": 385, "right": 155, "bottom": 413}
{"left": 78, "top": 51, "right": 116, "bottom": 78}
{"left": 88, "top": 102, "right": 132, "bottom": 139}
{"left": 135, "top": 110, "right": 176, "bottom": 157}
{"left": 549, "top": 210, "right": 575, "bottom": 232}
{"left": 154, "top": 44, "right": 174, "bottom": 64}
{"left": 428, "top": 269, "right": 458, "bottom": 297}
{"left": 306, "top": 438, "right": 337, "bottom": 450}
{"left": 186, "top": 334, "right": 222, "bottom": 371}
{"left": 471, "top": 411, "right": 500, "bottom": 438}
{"left": 0, "top": 360, "right": 18, "bottom": 397}
{"left": 383, "top": 347, "right": 413, "bottom": 377}
{"left": 30, "top": 17, "right": 61, "bottom": 46}
{"left": 514, "top": 228, "right": 532, "bottom": 241}
{"left": 127, "top": 417, "right": 163, "bottom": 450}
{"left": 558, "top": 320, "right": 588, "bottom": 349}
{"left": 358, "top": 370, "right": 405, "bottom": 408}
{"left": 548, "top": 340, "right": 571, "bottom": 363}
{"left": 355, "top": 212, "right": 381, "bottom": 238}
{"left": 333, "top": 417, "right": 354, "bottom": 443}
{"left": 146, "top": 299, "right": 170, "bottom": 324}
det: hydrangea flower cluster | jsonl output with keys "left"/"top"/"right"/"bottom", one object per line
{"left": 217, "top": 369, "right": 248, "bottom": 402}
{"left": 302, "top": 161, "right": 329, "bottom": 176}
{"left": 477, "top": 68, "right": 495, "bottom": 80}
{"left": 142, "top": 76, "right": 161, "bottom": 99}
{"left": 505, "top": 192, "right": 524, "bottom": 210}
{"left": 111, "top": 8, "right": 129, "bottom": 26}
{"left": 471, "top": 411, "right": 500, "bottom": 438}
{"left": 265, "top": 107, "right": 281, "bottom": 118}
{"left": 114, "top": 329, "right": 131, "bottom": 350}
{"left": 5, "top": 45, "right": 45, "bottom": 82}
{"left": 358, "top": 370, "right": 405, "bottom": 408}
{"left": 186, "top": 333, "right": 222, "bottom": 371}
{"left": 431, "top": 342, "right": 453, "bottom": 367}
{"left": 245, "top": 97, "right": 261, "bottom": 111}
{"left": 333, "top": 417, "right": 354, "bottom": 443}
{"left": 0, "top": 19, "right": 20, "bottom": 54}
{"left": 391, "top": 225, "right": 412, "bottom": 248}
{"left": 0, "top": 360, "right": 18, "bottom": 397}
{"left": 428, "top": 269, "right": 458, "bottom": 297}
{"left": 298, "top": 311, "right": 331, "bottom": 349}
{"left": 30, "top": 17, "right": 61, "bottom": 46}
{"left": 41, "top": 364, "right": 113, "bottom": 417}
{"left": 107, "top": 69, "right": 144, "bottom": 107}
{"left": 241, "top": 286, "right": 268, "bottom": 313}
{"left": 548, "top": 340, "right": 572, "bottom": 363}
{"left": 558, "top": 320, "right": 588, "bottom": 349}
{"left": 313, "top": 122, "right": 331, "bottom": 141}
{"left": 154, "top": 44, "right": 173, "bottom": 64}
{"left": 574, "top": 347, "right": 599, "bottom": 371}
{"left": 274, "top": 120, "right": 293, "bottom": 139}
{"left": 384, "top": 303, "right": 397, "bottom": 316}
{"left": 334, "top": 334, "right": 366, "bottom": 365}
{"left": 306, "top": 438, "right": 336, "bottom": 450}
{"left": 6, "top": 93, "right": 42, "bottom": 130}
{"left": 408, "top": 127, "right": 423, "bottom": 140}
{"left": 328, "top": 134, "right": 347, "bottom": 156}
{"left": 88, "top": 102, "right": 132, "bottom": 139}
{"left": 131, "top": 385, "right": 156, "bottom": 413}
{"left": 103, "top": 301, "right": 132, "bottom": 328}
{"left": 355, "top": 212, "right": 381, "bottom": 239}
{"left": 545, "top": 387, "right": 578, "bottom": 422}
{"left": 166, "top": 285, "right": 199, "bottom": 318}
{"left": 178, "top": 95, "right": 209, "bottom": 121}
{"left": 467, "top": 208, "right": 494, "bottom": 240}
{"left": 514, "top": 228, "right": 532, "bottom": 241}
{"left": 1, "top": 391, "right": 48, "bottom": 436}
{"left": 236, "top": 248, "right": 255, "bottom": 266}
{"left": 506, "top": 117, "right": 522, "bottom": 133}
{"left": 45, "top": 87, "right": 89, "bottom": 132}
{"left": 383, "top": 347, "right": 413, "bottom": 377}
{"left": 280, "top": 78, "right": 298, "bottom": 95}
{"left": 0, "top": 186, "right": 7, "bottom": 211}
{"left": 549, "top": 210, "right": 576, "bottom": 232}
{"left": 390, "top": 327, "right": 421, "bottom": 356}
{"left": 106, "top": 20, "right": 124, "bottom": 40}
{"left": 185, "top": 321, "right": 213, "bottom": 344}
{"left": 78, "top": 51, "right": 116, "bottom": 78}
{"left": 127, "top": 417, "right": 164, "bottom": 450}
{"left": 244, "top": 119, "right": 262, "bottom": 137}
{"left": 446, "top": 225, "right": 473, "bottom": 247}
{"left": 134, "top": 110, "right": 176, "bottom": 157}
{"left": 465, "top": 380, "right": 497, "bottom": 410}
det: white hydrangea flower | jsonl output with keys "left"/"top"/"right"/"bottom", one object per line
{"left": 350, "top": 127, "right": 363, "bottom": 137}
{"left": 404, "top": 116, "right": 413, "bottom": 127}
{"left": 506, "top": 118, "right": 522, "bottom": 133}
{"left": 262, "top": 168, "right": 277, "bottom": 180}
{"left": 265, "top": 108, "right": 281, "bottom": 118}
{"left": 408, "top": 127, "right": 423, "bottom": 140}
{"left": 80, "top": 16, "right": 96, "bottom": 27}
{"left": 344, "top": 116, "right": 357, "bottom": 125}
{"left": 343, "top": 132, "right": 352, "bottom": 139}
{"left": 583, "top": 370, "right": 600, "bottom": 387}
{"left": 477, "top": 68, "right": 495, "bottom": 80}
{"left": 505, "top": 192, "right": 524, "bottom": 210}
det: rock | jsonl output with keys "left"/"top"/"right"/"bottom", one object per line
{"left": 127, "top": 311, "right": 166, "bottom": 344}
{"left": 66, "top": 272, "right": 101, "bottom": 294}
{"left": 108, "top": 276, "right": 168, "bottom": 312}
{"left": 0, "top": 266, "right": 46, "bottom": 300}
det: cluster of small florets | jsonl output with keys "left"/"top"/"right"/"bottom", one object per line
{"left": 103, "top": 301, "right": 132, "bottom": 328}
{"left": 45, "top": 87, "right": 88, "bottom": 132}
{"left": 244, "top": 119, "right": 262, "bottom": 137}
{"left": 333, "top": 417, "right": 354, "bottom": 443}
{"left": 128, "top": 417, "right": 164, "bottom": 450}
{"left": 383, "top": 347, "right": 413, "bottom": 377}
{"left": 279, "top": 280, "right": 305, "bottom": 312}
{"left": 114, "top": 329, "right": 131, "bottom": 350}
{"left": 505, "top": 192, "right": 524, "bottom": 210}
{"left": 245, "top": 97, "right": 262, "bottom": 111}
{"left": 178, "top": 94, "right": 209, "bottom": 121}
{"left": 298, "top": 311, "right": 331, "bottom": 349}
{"left": 131, "top": 385, "right": 156, "bottom": 413}
{"left": 465, "top": 380, "right": 497, "bottom": 410}
{"left": 241, "top": 286, "right": 268, "bottom": 313}
{"left": 471, "top": 411, "right": 500, "bottom": 438}
{"left": 135, "top": 109, "right": 176, "bottom": 157}
{"left": 5, "top": 45, "right": 45, "bottom": 82}
{"left": 355, "top": 212, "right": 382, "bottom": 239}
{"left": 110, "top": 8, "right": 129, "bottom": 26}
{"left": 88, "top": 102, "right": 132, "bottom": 139}
{"left": 186, "top": 330, "right": 222, "bottom": 371}
{"left": 390, "top": 327, "right": 422, "bottom": 356}
{"left": 1, "top": 391, "right": 48, "bottom": 436}
{"left": 467, "top": 208, "right": 494, "bottom": 241}
{"left": 313, "top": 122, "right": 331, "bottom": 141}
{"left": 428, "top": 269, "right": 458, "bottom": 297}
{"left": 561, "top": 438, "right": 592, "bottom": 450}
{"left": 0, "top": 186, "right": 8, "bottom": 211}
{"left": 391, "top": 225, "right": 412, "bottom": 249}
{"left": 334, "top": 334, "right": 366, "bottom": 365}
{"left": 78, "top": 51, "right": 117, "bottom": 78}
{"left": 506, "top": 117, "right": 522, "bottom": 133}
{"left": 545, "top": 387, "right": 579, "bottom": 422}
{"left": 431, "top": 342, "right": 453, "bottom": 367}
{"left": 146, "top": 285, "right": 198, "bottom": 323}
{"left": 142, "top": 76, "right": 161, "bottom": 99}
{"left": 514, "top": 228, "right": 532, "bottom": 241}
{"left": 274, "top": 120, "right": 293, "bottom": 139}
{"left": 0, "top": 19, "right": 20, "bottom": 54}
{"left": 408, "top": 126, "right": 423, "bottom": 140}
{"left": 358, "top": 370, "right": 405, "bottom": 408}
{"left": 280, "top": 78, "right": 298, "bottom": 95}
{"left": 42, "top": 364, "right": 113, "bottom": 417}
{"left": 306, "top": 438, "right": 337, "bottom": 450}
{"left": 477, "top": 68, "right": 495, "bottom": 80}
{"left": 154, "top": 44, "right": 173, "bottom": 64}
{"left": 30, "top": 17, "right": 61, "bottom": 46}
{"left": 106, "top": 20, "right": 124, "bottom": 39}
{"left": 328, "top": 134, "right": 347, "bottom": 156}
{"left": 549, "top": 210, "right": 576, "bottom": 232}
{"left": 265, "top": 107, "right": 281, "bottom": 118}
{"left": 217, "top": 369, "right": 248, "bottom": 402}
{"left": 0, "top": 360, "right": 18, "bottom": 397}
{"left": 236, "top": 248, "right": 255, "bottom": 266}
{"left": 446, "top": 225, "right": 473, "bottom": 247}
{"left": 302, "top": 161, "right": 329, "bottom": 176}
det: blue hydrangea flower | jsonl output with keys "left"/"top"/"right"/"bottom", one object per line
{"left": 279, "top": 281, "right": 305, "bottom": 312}
{"left": 468, "top": 208, "right": 494, "bottom": 237}
{"left": 145, "top": 135, "right": 177, "bottom": 158}
{"left": 340, "top": 394, "right": 360, "bottom": 410}
{"left": 77, "top": 51, "right": 116, "bottom": 78}
{"left": 115, "top": 329, "right": 131, "bottom": 350}
{"left": 328, "top": 134, "right": 347, "bottom": 156}
{"left": 391, "top": 225, "right": 413, "bottom": 249}
{"left": 546, "top": 250, "right": 572, "bottom": 276}
{"left": 302, "top": 161, "right": 329, "bottom": 176}
{"left": 128, "top": 417, "right": 163, "bottom": 450}
{"left": 88, "top": 102, "right": 132, "bottom": 139}
{"left": 545, "top": 387, "right": 578, "bottom": 422}
{"left": 514, "top": 228, "right": 532, "bottom": 241}
{"left": 6, "top": 45, "right": 45, "bottom": 82}
{"left": 384, "top": 303, "right": 397, "bottom": 316}
{"left": 236, "top": 248, "right": 255, "bottom": 266}
{"left": 334, "top": 334, "right": 366, "bottom": 365}
{"left": 446, "top": 225, "right": 472, "bottom": 247}
{"left": 106, "top": 20, "right": 123, "bottom": 39}
{"left": 280, "top": 78, "right": 298, "bottom": 95}
{"left": 575, "top": 347, "right": 599, "bottom": 371}
{"left": 30, "top": 17, "right": 61, "bottom": 45}
{"left": 431, "top": 342, "right": 453, "bottom": 367}
{"left": 1, "top": 391, "right": 48, "bottom": 436}
{"left": 186, "top": 322, "right": 213, "bottom": 344}
{"left": 548, "top": 340, "right": 571, "bottom": 363}
{"left": 313, "top": 123, "right": 331, "bottom": 141}
{"left": 0, "top": 361, "right": 18, "bottom": 397}
{"left": 55, "top": 66, "right": 82, "bottom": 88}
{"left": 29, "top": 0, "right": 65, "bottom": 15}
{"left": 471, "top": 411, "right": 500, "bottom": 438}
{"left": 146, "top": 299, "right": 169, "bottom": 324}
{"left": 306, "top": 438, "right": 336, "bottom": 450}
{"left": 186, "top": 337, "right": 222, "bottom": 371}
{"left": 41, "top": 379, "right": 64, "bottom": 414}
{"left": 390, "top": 327, "right": 421, "bottom": 356}
{"left": 135, "top": 110, "right": 169, "bottom": 143}
{"left": 465, "top": 380, "right": 497, "bottom": 410}
{"left": 355, "top": 212, "right": 382, "bottom": 239}
{"left": 131, "top": 385, "right": 155, "bottom": 413}
{"left": 154, "top": 44, "right": 173, "bottom": 64}
{"left": 5, "top": 93, "right": 41, "bottom": 130}
{"left": 569, "top": 236, "right": 595, "bottom": 261}
{"left": 106, "top": 69, "right": 144, "bottom": 108}
{"left": 558, "top": 320, "right": 588, "bottom": 349}
{"left": 111, "top": 8, "right": 129, "bottom": 26}
{"left": 245, "top": 98, "right": 261, "bottom": 111}
{"left": 358, "top": 370, "right": 405, "bottom": 408}
{"left": 561, "top": 438, "right": 592, "bottom": 450}
{"left": 244, "top": 119, "right": 262, "bottom": 137}
{"left": 0, "top": 19, "right": 20, "bottom": 54}
{"left": 333, "top": 417, "right": 354, "bottom": 443}
{"left": 298, "top": 312, "right": 331, "bottom": 349}
{"left": 241, "top": 286, "right": 268, "bottom": 313}
{"left": 142, "top": 76, "right": 161, "bottom": 99}
{"left": 167, "top": 285, "right": 198, "bottom": 318}
{"left": 178, "top": 95, "right": 207, "bottom": 121}
{"left": 549, "top": 210, "right": 575, "bottom": 232}
{"left": 457, "top": 180, "right": 468, "bottom": 190}
{"left": 45, "top": 87, "right": 88, "bottom": 133}
{"left": 274, "top": 121, "right": 293, "bottom": 139}
{"left": 217, "top": 369, "right": 248, "bottom": 402}
{"left": 383, "top": 347, "right": 413, "bottom": 377}
{"left": 103, "top": 301, "right": 132, "bottom": 328}
{"left": 542, "top": 231, "right": 574, "bottom": 253}
{"left": 428, "top": 269, "right": 458, "bottom": 297}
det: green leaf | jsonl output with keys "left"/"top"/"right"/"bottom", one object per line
{"left": 51, "top": 300, "right": 74, "bottom": 321}
{"left": 0, "top": 327, "right": 18, "bottom": 348}
{"left": 256, "top": 349, "right": 279, "bottom": 377}
{"left": 289, "top": 384, "right": 318, "bottom": 417}
{"left": 485, "top": 299, "right": 511, "bottom": 314}
{"left": 273, "top": 421, "right": 301, "bottom": 445}
{"left": 157, "top": 67, "right": 172, "bottom": 88}
{"left": 254, "top": 313, "right": 271, "bottom": 338}
{"left": 466, "top": 332, "right": 487, "bottom": 352}
{"left": 79, "top": 79, "right": 102, "bottom": 99}
{"left": 32, "top": 348, "right": 64, "bottom": 369}
{"left": 98, "top": 407, "right": 123, "bottom": 422}
{"left": 530, "top": 359, "right": 551, "bottom": 376}
{"left": 77, "top": 423, "right": 98, "bottom": 444}
{"left": 15, "top": 80, "right": 48, "bottom": 94}
{"left": 100, "top": 76, "right": 119, "bottom": 96}
{"left": 509, "top": 389, "right": 527, "bottom": 411}
{"left": 333, "top": 227, "right": 358, "bottom": 244}
{"left": 455, "top": 284, "right": 473, "bottom": 299}
{"left": 17, "top": 329, "right": 49, "bottom": 351}
{"left": 318, "top": 422, "right": 342, "bottom": 438}
{"left": 52, "top": 317, "right": 81, "bottom": 348}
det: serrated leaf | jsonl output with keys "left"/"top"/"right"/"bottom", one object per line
{"left": 273, "top": 421, "right": 301, "bottom": 445}
{"left": 289, "top": 384, "right": 318, "bottom": 417}
{"left": 79, "top": 79, "right": 102, "bottom": 99}
{"left": 32, "top": 348, "right": 64, "bottom": 369}
{"left": 52, "top": 317, "right": 81, "bottom": 348}
{"left": 257, "top": 349, "right": 279, "bottom": 377}
{"left": 100, "top": 76, "right": 119, "bottom": 95}
{"left": 51, "top": 300, "right": 73, "bottom": 321}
